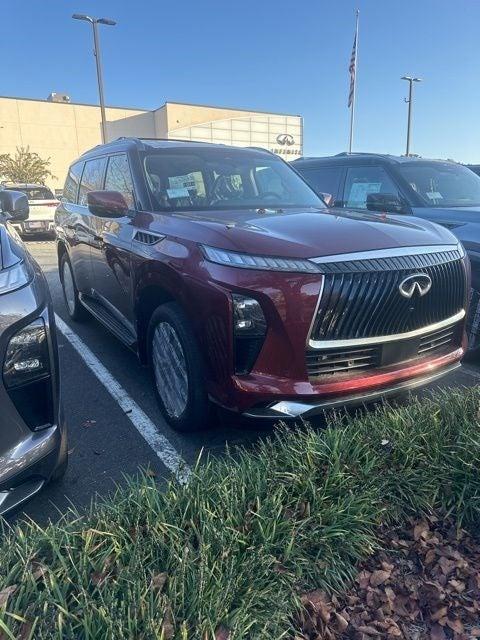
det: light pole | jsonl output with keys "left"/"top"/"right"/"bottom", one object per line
{"left": 401, "top": 76, "right": 422, "bottom": 156}
{"left": 72, "top": 14, "right": 116, "bottom": 143}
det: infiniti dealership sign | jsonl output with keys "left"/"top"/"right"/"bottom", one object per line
{"left": 271, "top": 132, "right": 301, "bottom": 158}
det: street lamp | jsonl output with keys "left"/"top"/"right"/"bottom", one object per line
{"left": 401, "top": 76, "right": 422, "bottom": 157}
{"left": 72, "top": 14, "right": 116, "bottom": 143}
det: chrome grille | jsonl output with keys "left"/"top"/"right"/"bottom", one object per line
{"left": 310, "top": 250, "right": 465, "bottom": 342}
{"left": 306, "top": 346, "right": 379, "bottom": 377}
{"left": 418, "top": 326, "right": 455, "bottom": 355}
{"left": 307, "top": 320, "right": 462, "bottom": 380}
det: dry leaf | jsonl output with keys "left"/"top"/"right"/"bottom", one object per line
{"left": 334, "top": 612, "right": 348, "bottom": 631}
{"left": 370, "top": 570, "right": 391, "bottom": 587}
{"left": 0, "top": 585, "right": 17, "bottom": 608}
{"left": 161, "top": 623, "right": 174, "bottom": 640}
{"left": 215, "top": 625, "right": 230, "bottom": 640}
{"left": 151, "top": 572, "right": 167, "bottom": 592}
{"left": 430, "top": 623, "right": 447, "bottom": 640}
{"left": 446, "top": 618, "right": 464, "bottom": 634}
{"left": 431, "top": 606, "right": 448, "bottom": 622}
{"left": 414, "top": 520, "right": 429, "bottom": 541}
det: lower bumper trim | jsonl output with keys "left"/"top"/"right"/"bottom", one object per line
{"left": 0, "top": 479, "right": 45, "bottom": 515}
{"left": 243, "top": 362, "right": 461, "bottom": 419}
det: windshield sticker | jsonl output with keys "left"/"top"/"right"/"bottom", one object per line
{"left": 348, "top": 182, "right": 382, "bottom": 205}
{"left": 426, "top": 191, "right": 443, "bottom": 200}
{"left": 169, "top": 174, "right": 197, "bottom": 191}
{"left": 167, "top": 187, "right": 190, "bottom": 199}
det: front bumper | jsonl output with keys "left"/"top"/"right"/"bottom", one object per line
{"left": 0, "top": 416, "right": 66, "bottom": 515}
{"left": 243, "top": 361, "right": 461, "bottom": 419}
{"left": 12, "top": 220, "right": 55, "bottom": 235}
{"left": 0, "top": 265, "right": 65, "bottom": 515}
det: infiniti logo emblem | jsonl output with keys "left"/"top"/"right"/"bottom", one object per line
{"left": 276, "top": 133, "right": 295, "bottom": 146}
{"left": 398, "top": 273, "right": 432, "bottom": 298}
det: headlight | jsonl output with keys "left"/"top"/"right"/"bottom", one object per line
{"left": 3, "top": 318, "right": 50, "bottom": 389}
{"left": 0, "top": 260, "right": 32, "bottom": 295}
{"left": 202, "top": 245, "right": 321, "bottom": 273}
{"left": 232, "top": 294, "right": 267, "bottom": 374}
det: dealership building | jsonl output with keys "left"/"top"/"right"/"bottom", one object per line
{"left": 0, "top": 95, "right": 303, "bottom": 190}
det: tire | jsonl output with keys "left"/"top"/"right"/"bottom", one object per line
{"left": 148, "top": 302, "right": 211, "bottom": 432}
{"left": 60, "top": 254, "right": 88, "bottom": 321}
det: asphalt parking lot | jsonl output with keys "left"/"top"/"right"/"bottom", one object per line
{"left": 10, "top": 239, "right": 480, "bottom": 524}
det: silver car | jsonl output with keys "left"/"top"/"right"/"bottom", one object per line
{"left": 0, "top": 189, "right": 67, "bottom": 515}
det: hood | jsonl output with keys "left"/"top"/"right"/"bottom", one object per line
{"left": 414, "top": 206, "right": 480, "bottom": 223}
{"left": 171, "top": 207, "right": 459, "bottom": 259}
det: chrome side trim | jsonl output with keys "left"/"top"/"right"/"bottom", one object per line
{"left": 308, "top": 310, "right": 465, "bottom": 350}
{"left": 306, "top": 276, "right": 326, "bottom": 347}
{"left": 309, "top": 244, "right": 463, "bottom": 265}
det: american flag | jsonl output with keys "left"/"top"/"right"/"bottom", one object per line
{"left": 348, "top": 30, "right": 357, "bottom": 108}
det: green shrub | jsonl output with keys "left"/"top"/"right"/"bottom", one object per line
{"left": 1, "top": 388, "right": 479, "bottom": 639}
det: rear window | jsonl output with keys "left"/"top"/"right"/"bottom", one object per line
{"left": 6, "top": 186, "right": 55, "bottom": 200}
{"left": 63, "top": 162, "right": 84, "bottom": 203}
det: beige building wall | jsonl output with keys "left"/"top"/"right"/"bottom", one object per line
{"left": 0, "top": 97, "right": 303, "bottom": 191}
{"left": 0, "top": 97, "right": 154, "bottom": 190}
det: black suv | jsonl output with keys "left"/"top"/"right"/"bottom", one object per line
{"left": 293, "top": 153, "right": 480, "bottom": 354}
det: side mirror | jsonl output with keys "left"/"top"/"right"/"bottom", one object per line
{"left": 0, "top": 190, "right": 29, "bottom": 221}
{"left": 319, "top": 192, "right": 334, "bottom": 207}
{"left": 366, "top": 192, "right": 409, "bottom": 215}
{"left": 87, "top": 191, "right": 128, "bottom": 218}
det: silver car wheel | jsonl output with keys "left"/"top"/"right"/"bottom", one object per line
{"left": 152, "top": 322, "right": 189, "bottom": 418}
{"left": 62, "top": 260, "right": 76, "bottom": 316}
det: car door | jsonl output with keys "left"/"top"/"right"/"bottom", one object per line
{"left": 90, "top": 153, "right": 136, "bottom": 333}
{"left": 56, "top": 160, "right": 95, "bottom": 294}
{"left": 341, "top": 165, "right": 405, "bottom": 211}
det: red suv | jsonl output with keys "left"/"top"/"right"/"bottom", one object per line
{"left": 55, "top": 138, "right": 468, "bottom": 431}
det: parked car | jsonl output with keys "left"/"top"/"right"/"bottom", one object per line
{"left": 55, "top": 138, "right": 468, "bottom": 432}
{"left": 293, "top": 153, "right": 480, "bottom": 354}
{"left": 0, "top": 190, "right": 67, "bottom": 515}
{"left": 2, "top": 183, "right": 59, "bottom": 238}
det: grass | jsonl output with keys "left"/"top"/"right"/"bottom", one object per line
{"left": 1, "top": 387, "right": 480, "bottom": 639}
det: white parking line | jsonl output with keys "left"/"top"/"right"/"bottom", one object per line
{"left": 54, "top": 314, "right": 190, "bottom": 483}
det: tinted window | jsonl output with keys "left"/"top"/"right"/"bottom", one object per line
{"left": 343, "top": 166, "right": 400, "bottom": 209}
{"left": 398, "top": 162, "right": 480, "bottom": 208}
{"left": 78, "top": 157, "right": 107, "bottom": 206}
{"left": 63, "top": 162, "right": 84, "bottom": 203}
{"left": 298, "top": 166, "right": 343, "bottom": 200}
{"left": 104, "top": 154, "right": 135, "bottom": 209}
{"left": 143, "top": 148, "right": 324, "bottom": 212}
{"left": 6, "top": 186, "right": 55, "bottom": 200}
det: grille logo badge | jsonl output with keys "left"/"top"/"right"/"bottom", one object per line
{"left": 398, "top": 273, "right": 432, "bottom": 298}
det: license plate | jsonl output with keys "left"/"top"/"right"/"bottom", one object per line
{"left": 28, "top": 221, "right": 44, "bottom": 229}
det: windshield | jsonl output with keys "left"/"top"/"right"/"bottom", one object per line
{"left": 5, "top": 186, "right": 55, "bottom": 200}
{"left": 398, "top": 162, "right": 480, "bottom": 208}
{"left": 143, "top": 148, "right": 325, "bottom": 212}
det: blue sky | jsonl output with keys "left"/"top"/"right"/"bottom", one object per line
{"left": 1, "top": 0, "right": 479, "bottom": 162}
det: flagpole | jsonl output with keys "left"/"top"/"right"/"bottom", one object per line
{"left": 348, "top": 10, "right": 359, "bottom": 153}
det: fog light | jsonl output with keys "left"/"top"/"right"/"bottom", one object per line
{"left": 233, "top": 295, "right": 266, "bottom": 335}
{"left": 232, "top": 294, "right": 267, "bottom": 374}
{"left": 3, "top": 319, "right": 50, "bottom": 388}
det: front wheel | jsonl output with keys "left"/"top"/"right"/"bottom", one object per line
{"left": 60, "top": 254, "right": 88, "bottom": 321}
{"left": 148, "top": 303, "right": 211, "bottom": 432}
